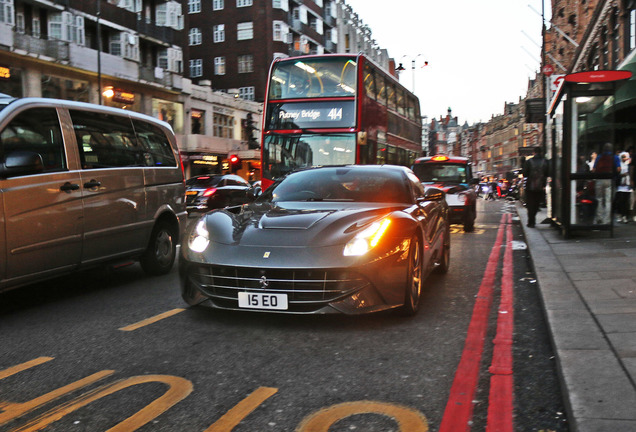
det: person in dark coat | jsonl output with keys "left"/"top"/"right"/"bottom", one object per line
{"left": 523, "top": 147, "right": 549, "bottom": 227}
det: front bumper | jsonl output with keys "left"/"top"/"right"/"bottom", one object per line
{"left": 179, "top": 241, "right": 411, "bottom": 314}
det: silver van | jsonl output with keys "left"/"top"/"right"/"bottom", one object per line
{"left": 0, "top": 97, "right": 187, "bottom": 291}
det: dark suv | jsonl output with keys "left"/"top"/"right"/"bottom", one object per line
{"left": 186, "top": 174, "right": 255, "bottom": 212}
{"left": 412, "top": 155, "right": 478, "bottom": 232}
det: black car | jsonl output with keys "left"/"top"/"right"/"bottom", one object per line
{"left": 186, "top": 174, "right": 255, "bottom": 212}
{"left": 179, "top": 165, "right": 450, "bottom": 315}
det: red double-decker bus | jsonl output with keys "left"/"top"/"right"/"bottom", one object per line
{"left": 261, "top": 54, "right": 422, "bottom": 189}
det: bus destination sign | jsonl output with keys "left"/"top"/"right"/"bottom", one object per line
{"left": 267, "top": 101, "right": 355, "bottom": 130}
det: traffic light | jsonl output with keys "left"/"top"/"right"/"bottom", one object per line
{"left": 229, "top": 154, "right": 240, "bottom": 173}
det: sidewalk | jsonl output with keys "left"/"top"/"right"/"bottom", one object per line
{"left": 516, "top": 203, "right": 636, "bottom": 432}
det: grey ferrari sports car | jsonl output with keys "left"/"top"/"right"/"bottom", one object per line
{"left": 179, "top": 165, "right": 450, "bottom": 315}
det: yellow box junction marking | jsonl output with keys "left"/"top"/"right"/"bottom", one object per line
{"left": 296, "top": 400, "right": 429, "bottom": 432}
{"left": 119, "top": 308, "right": 185, "bottom": 331}
{"left": 205, "top": 387, "right": 278, "bottom": 432}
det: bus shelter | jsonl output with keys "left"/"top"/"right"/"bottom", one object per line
{"left": 548, "top": 70, "right": 632, "bottom": 238}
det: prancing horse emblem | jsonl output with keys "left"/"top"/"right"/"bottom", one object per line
{"left": 260, "top": 276, "right": 269, "bottom": 289}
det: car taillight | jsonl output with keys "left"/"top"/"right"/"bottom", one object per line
{"left": 203, "top": 188, "right": 217, "bottom": 197}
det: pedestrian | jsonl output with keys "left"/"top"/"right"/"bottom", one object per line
{"left": 523, "top": 147, "right": 549, "bottom": 228}
{"left": 615, "top": 151, "right": 632, "bottom": 223}
{"left": 485, "top": 181, "right": 496, "bottom": 200}
{"left": 592, "top": 142, "right": 620, "bottom": 224}
{"left": 586, "top": 151, "right": 597, "bottom": 171}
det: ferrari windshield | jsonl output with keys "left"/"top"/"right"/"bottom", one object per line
{"left": 268, "top": 57, "right": 358, "bottom": 99}
{"left": 262, "top": 133, "right": 356, "bottom": 180}
{"left": 412, "top": 163, "right": 469, "bottom": 184}
{"left": 258, "top": 167, "right": 410, "bottom": 203}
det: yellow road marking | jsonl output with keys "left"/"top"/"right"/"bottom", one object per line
{"left": 119, "top": 308, "right": 185, "bottom": 331}
{"left": 0, "top": 370, "right": 114, "bottom": 426}
{"left": 0, "top": 357, "right": 54, "bottom": 380}
{"left": 296, "top": 400, "right": 428, "bottom": 432}
{"left": 10, "top": 375, "right": 192, "bottom": 432}
{"left": 205, "top": 387, "right": 278, "bottom": 432}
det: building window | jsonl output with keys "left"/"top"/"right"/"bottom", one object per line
{"left": 213, "top": 112, "right": 234, "bottom": 138}
{"left": 190, "top": 59, "right": 203, "bottom": 77}
{"left": 237, "top": 0, "right": 253, "bottom": 7}
{"left": 239, "top": 86, "right": 255, "bottom": 101}
{"left": 32, "top": 17, "right": 41, "bottom": 38}
{"left": 238, "top": 55, "right": 254, "bottom": 73}
{"left": 214, "top": 57, "right": 226, "bottom": 75}
{"left": 213, "top": 0, "right": 224, "bottom": 10}
{"left": 191, "top": 109, "right": 204, "bottom": 134}
{"left": 273, "top": 21, "right": 289, "bottom": 41}
{"left": 273, "top": 0, "right": 289, "bottom": 11}
{"left": 213, "top": 24, "right": 225, "bottom": 43}
{"left": 0, "top": 0, "right": 15, "bottom": 25}
{"left": 237, "top": 22, "right": 253, "bottom": 40}
{"left": 631, "top": 9, "right": 636, "bottom": 51}
{"left": 188, "top": 0, "right": 201, "bottom": 13}
{"left": 16, "top": 12, "right": 24, "bottom": 34}
{"left": 189, "top": 28, "right": 202, "bottom": 45}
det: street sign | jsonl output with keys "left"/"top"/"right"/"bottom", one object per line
{"left": 542, "top": 64, "right": 554, "bottom": 77}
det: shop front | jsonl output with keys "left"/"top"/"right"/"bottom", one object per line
{"left": 548, "top": 70, "right": 633, "bottom": 238}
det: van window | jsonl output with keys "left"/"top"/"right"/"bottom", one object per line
{"left": 0, "top": 108, "right": 66, "bottom": 173}
{"left": 132, "top": 119, "right": 177, "bottom": 167}
{"left": 70, "top": 110, "right": 142, "bottom": 168}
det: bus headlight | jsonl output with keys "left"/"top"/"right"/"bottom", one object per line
{"left": 344, "top": 219, "right": 391, "bottom": 256}
{"left": 188, "top": 219, "right": 210, "bottom": 253}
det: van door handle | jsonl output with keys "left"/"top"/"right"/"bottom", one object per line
{"left": 60, "top": 182, "right": 80, "bottom": 192}
{"left": 84, "top": 180, "right": 101, "bottom": 189}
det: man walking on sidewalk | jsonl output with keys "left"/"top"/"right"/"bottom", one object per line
{"left": 523, "top": 147, "right": 549, "bottom": 228}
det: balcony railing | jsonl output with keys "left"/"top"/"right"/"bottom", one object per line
{"left": 13, "top": 32, "right": 70, "bottom": 61}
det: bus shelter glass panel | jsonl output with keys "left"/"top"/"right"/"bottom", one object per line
{"left": 570, "top": 95, "right": 616, "bottom": 226}
{"left": 551, "top": 98, "right": 564, "bottom": 225}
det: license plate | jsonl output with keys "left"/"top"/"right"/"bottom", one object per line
{"left": 238, "top": 292, "right": 288, "bottom": 310}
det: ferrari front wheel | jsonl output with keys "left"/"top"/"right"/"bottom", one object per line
{"left": 399, "top": 235, "right": 422, "bottom": 316}
{"left": 434, "top": 225, "right": 451, "bottom": 274}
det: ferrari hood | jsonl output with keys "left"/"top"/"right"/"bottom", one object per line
{"left": 202, "top": 202, "right": 402, "bottom": 248}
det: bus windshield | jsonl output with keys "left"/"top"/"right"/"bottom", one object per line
{"left": 268, "top": 58, "right": 358, "bottom": 99}
{"left": 262, "top": 133, "right": 356, "bottom": 179}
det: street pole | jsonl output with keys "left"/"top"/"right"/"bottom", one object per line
{"left": 97, "top": 0, "right": 102, "bottom": 105}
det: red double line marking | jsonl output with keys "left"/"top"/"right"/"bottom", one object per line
{"left": 439, "top": 213, "right": 514, "bottom": 432}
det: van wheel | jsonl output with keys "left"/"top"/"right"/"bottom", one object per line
{"left": 141, "top": 221, "right": 176, "bottom": 275}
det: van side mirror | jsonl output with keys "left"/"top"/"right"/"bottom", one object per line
{"left": 0, "top": 151, "right": 44, "bottom": 178}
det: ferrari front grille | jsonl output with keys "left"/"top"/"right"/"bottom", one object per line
{"left": 191, "top": 265, "right": 368, "bottom": 305}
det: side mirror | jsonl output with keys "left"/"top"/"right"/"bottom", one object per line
{"left": 0, "top": 151, "right": 44, "bottom": 178}
{"left": 423, "top": 187, "right": 444, "bottom": 202}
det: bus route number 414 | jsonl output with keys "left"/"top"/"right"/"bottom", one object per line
{"left": 328, "top": 108, "right": 343, "bottom": 121}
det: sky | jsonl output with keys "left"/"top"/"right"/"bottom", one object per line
{"left": 343, "top": 0, "right": 550, "bottom": 125}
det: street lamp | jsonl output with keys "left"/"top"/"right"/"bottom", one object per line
{"left": 401, "top": 54, "right": 428, "bottom": 93}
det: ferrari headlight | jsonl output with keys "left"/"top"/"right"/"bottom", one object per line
{"left": 343, "top": 219, "right": 391, "bottom": 256}
{"left": 188, "top": 219, "right": 210, "bottom": 253}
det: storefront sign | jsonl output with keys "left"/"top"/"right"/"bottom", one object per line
{"left": 565, "top": 70, "right": 632, "bottom": 83}
{"left": 0, "top": 66, "right": 10, "bottom": 79}
{"left": 113, "top": 89, "right": 135, "bottom": 104}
